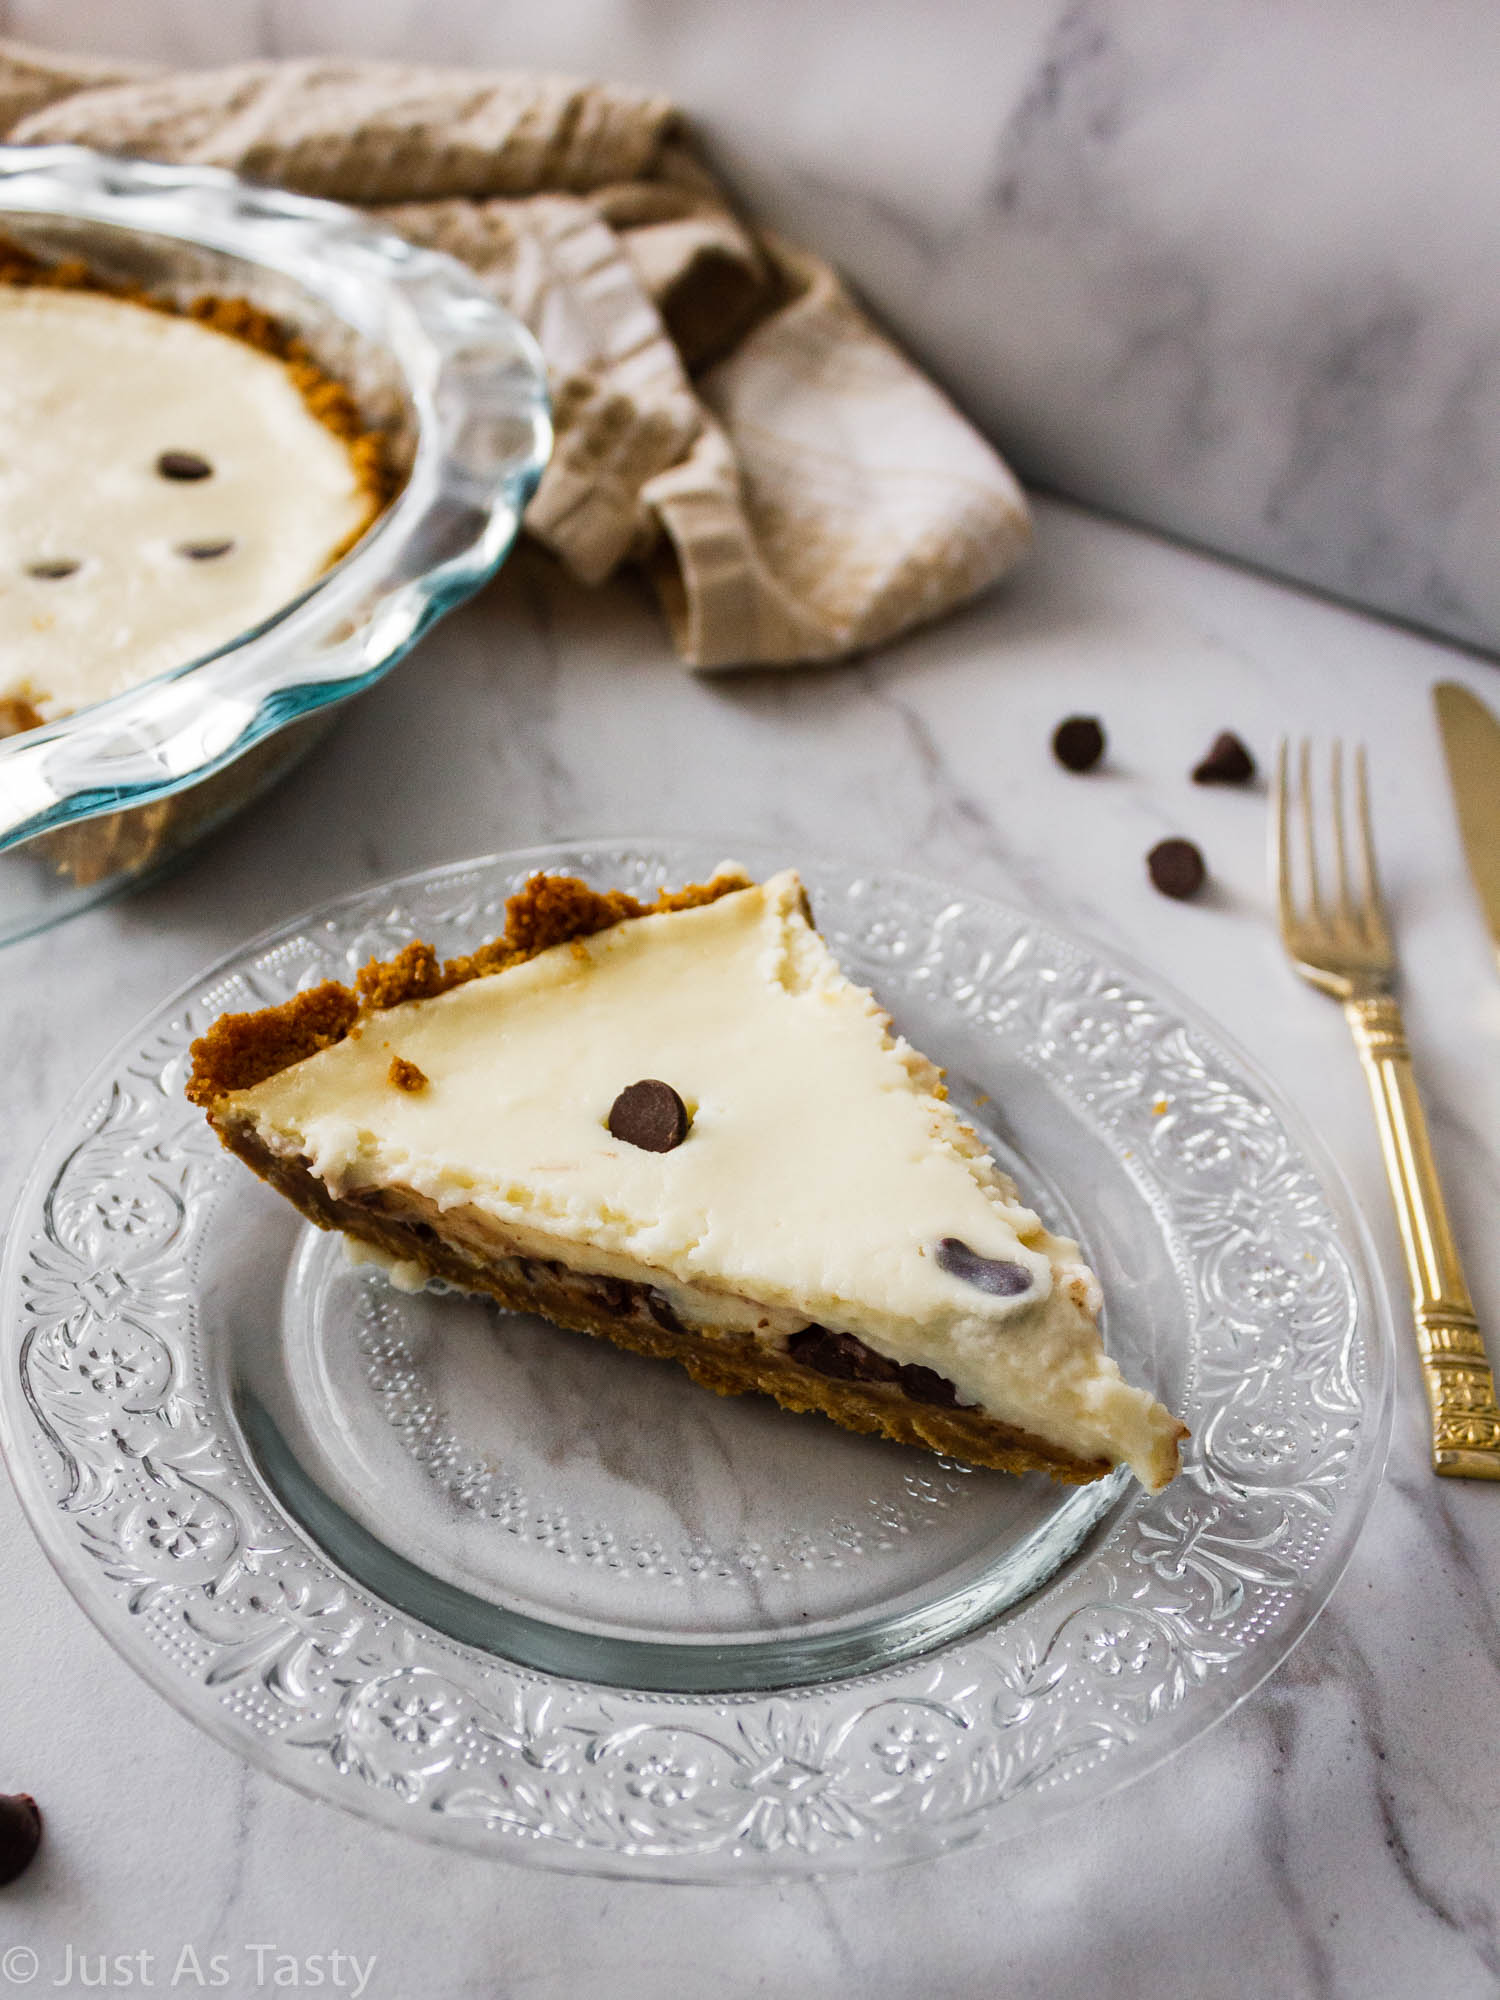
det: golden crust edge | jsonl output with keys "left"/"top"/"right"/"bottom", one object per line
{"left": 186, "top": 870, "right": 752, "bottom": 1106}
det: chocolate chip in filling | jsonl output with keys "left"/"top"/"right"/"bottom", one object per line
{"left": 787, "top": 1325, "right": 969, "bottom": 1408}
{"left": 590, "top": 1274, "right": 634, "bottom": 1316}
{"left": 156, "top": 449, "right": 213, "bottom": 481}
{"left": 26, "top": 557, "right": 80, "bottom": 579}
{"left": 895, "top": 1363, "right": 964, "bottom": 1409}
{"left": 177, "top": 539, "right": 235, "bottom": 561}
{"left": 788, "top": 1325, "right": 900, "bottom": 1384}
{"left": 645, "top": 1288, "right": 687, "bottom": 1333}
{"left": 934, "top": 1237, "right": 1033, "bottom": 1296}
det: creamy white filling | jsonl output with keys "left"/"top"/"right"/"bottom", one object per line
{"left": 0, "top": 286, "right": 371, "bottom": 722}
{"left": 231, "top": 872, "right": 1183, "bottom": 1487}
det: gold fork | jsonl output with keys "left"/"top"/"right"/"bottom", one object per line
{"left": 1273, "top": 739, "right": 1500, "bottom": 1477}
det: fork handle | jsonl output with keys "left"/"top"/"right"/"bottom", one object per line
{"left": 1346, "top": 993, "right": 1500, "bottom": 1478}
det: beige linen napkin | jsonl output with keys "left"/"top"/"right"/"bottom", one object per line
{"left": 1, "top": 42, "right": 1030, "bottom": 669}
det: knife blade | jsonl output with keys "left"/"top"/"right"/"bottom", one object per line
{"left": 1435, "top": 680, "right": 1500, "bottom": 967}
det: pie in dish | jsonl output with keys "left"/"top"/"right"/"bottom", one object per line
{"left": 188, "top": 869, "right": 1187, "bottom": 1491}
{"left": 0, "top": 239, "right": 389, "bottom": 735}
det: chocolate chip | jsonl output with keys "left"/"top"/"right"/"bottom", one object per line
{"left": 1192, "top": 732, "right": 1256, "bottom": 786}
{"left": 935, "top": 1237, "right": 1033, "bottom": 1296}
{"left": 608, "top": 1079, "right": 689, "bottom": 1153}
{"left": 645, "top": 1289, "right": 687, "bottom": 1333}
{"left": 1053, "top": 715, "right": 1105, "bottom": 772}
{"left": 789, "top": 1327, "right": 970, "bottom": 1408}
{"left": 591, "top": 1275, "right": 634, "bottom": 1317}
{"left": 25, "top": 558, "right": 79, "bottom": 580}
{"left": 0, "top": 1793, "right": 41, "bottom": 1887}
{"left": 156, "top": 450, "right": 213, "bottom": 481}
{"left": 788, "top": 1326, "right": 899, "bottom": 1383}
{"left": 177, "top": 540, "right": 235, "bottom": 561}
{"left": 1147, "top": 837, "right": 1207, "bottom": 900}
{"left": 895, "top": 1363, "right": 962, "bottom": 1408}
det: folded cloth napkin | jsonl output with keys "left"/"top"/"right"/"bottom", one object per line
{"left": 0, "top": 41, "right": 1030, "bottom": 670}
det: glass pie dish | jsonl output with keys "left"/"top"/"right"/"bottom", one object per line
{"left": 0, "top": 144, "right": 552, "bottom": 946}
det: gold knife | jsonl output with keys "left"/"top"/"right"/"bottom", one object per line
{"left": 1436, "top": 680, "right": 1500, "bottom": 972}
{"left": 1423, "top": 679, "right": 1500, "bottom": 1474}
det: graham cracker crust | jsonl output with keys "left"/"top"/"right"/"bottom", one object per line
{"left": 222, "top": 1119, "right": 1112, "bottom": 1487}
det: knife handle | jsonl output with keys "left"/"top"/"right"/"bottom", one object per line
{"left": 1346, "top": 994, "right": 1500, "bottom": 1478}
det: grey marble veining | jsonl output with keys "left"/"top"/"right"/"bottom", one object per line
{"left": 2, "top": 498, "right": 1500, "bottom": 1997}
{"left": 10, "top": 0, "right": 1500, "bottom": 653}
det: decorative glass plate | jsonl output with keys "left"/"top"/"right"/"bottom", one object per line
{"left": 0, "top": 841, "right": 1393, "bottom": 1880}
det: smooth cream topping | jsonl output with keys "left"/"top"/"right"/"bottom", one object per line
{"left": 0, "top": 287, "right": 371, "bottom": 723}
{"left": 232, "top": 872, "right": 1182, "bottom": 1486}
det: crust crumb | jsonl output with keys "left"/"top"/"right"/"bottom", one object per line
{"left": 388, "top": 1056, "right": 428, "bottom": 1092}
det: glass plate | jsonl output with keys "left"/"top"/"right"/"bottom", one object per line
{"left": 0, "top": 841, "right": 1393, "bottom": 1880}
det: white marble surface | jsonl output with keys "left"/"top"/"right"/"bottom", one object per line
{"left": 3, "top": 497, "right": 1500, "bottom": 1995}
{"left": 8, "top": 0, "right": 1500, "bottom": 655}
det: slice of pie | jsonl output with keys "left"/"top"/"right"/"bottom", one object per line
{"left": 188, "top": 868, "right": 1187, "bottom": 1490}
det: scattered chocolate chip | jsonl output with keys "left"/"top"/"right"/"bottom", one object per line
{"left": 1192, "top": 731, "right": 1256, "bottom": 786}
{"left": 895, "top": 1362, "right": 962, "bottom": 1408}
{"left": 1148, "top": 837, "right": 1207, "bottom": 900}
{"left": 0, "top": 1793, "right": 41, "bottom": 1887}
{"left": 25, "top": 558, "right": 79, "bottom": 580}
{"left": 156, "top": 450, "right": 213, "bottom": 481}
{"left": 935, "top": 1238, "right": 1033, "bottom": 1296}
{"left": 608, "top": 1079, "right": 690, "bottom": 1153}
{"left": 1053, "top": 715, "right": 1106, "bottom": 772}
{"left": 388, "top": 1056, "right": 427, "bottom": 1092}
{"left": 645, "top": 1289, "right": 687, "bottom": 1333}
{"left": 788, "top": 1326, "right": 899, "bottom": 1383}
{"left": 176, "top": 539, "right": 235, "bottom": 561}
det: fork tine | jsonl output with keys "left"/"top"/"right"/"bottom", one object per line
{"left": 1273, "top": 738, "right": 1296, "bottom": 935}
{"left": 1297, "top": 738, "right": 1326, "bottom": 922}
{"left": 1354, "top": 743, "right": 1390, "bottom": 947}
{"left": 1329, "top": 739, "right": 1356, "bottom": 933}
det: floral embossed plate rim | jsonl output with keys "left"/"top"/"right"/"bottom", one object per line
{"left": 0, "top": 839, "right": 1394, "bottom": 1881}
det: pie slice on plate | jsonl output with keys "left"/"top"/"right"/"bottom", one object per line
{"left": 188, "top": 868, "right": 1186, "bottom": 1490}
